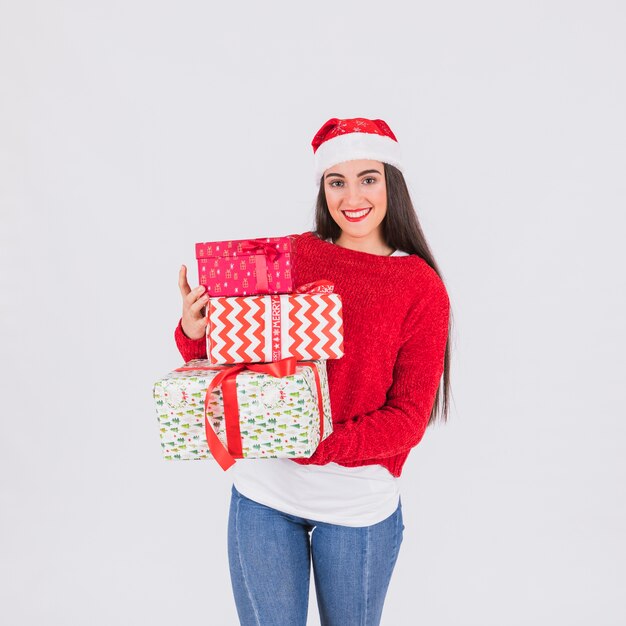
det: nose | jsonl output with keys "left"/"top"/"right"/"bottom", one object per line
{"left": 345, "top": 183, "right": 365, "bottom": 208}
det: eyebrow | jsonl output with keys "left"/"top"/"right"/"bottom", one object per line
{"left": 324, "top": 169, "right": 382, "bottom": 179}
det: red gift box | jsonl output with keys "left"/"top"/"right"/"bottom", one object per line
{"left": 195, "top": 236, "right": 294, "bottom": 297}
{"left": 205, "top": 283, "right": 344, "bottom": 365}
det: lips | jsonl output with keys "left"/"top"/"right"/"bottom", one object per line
{"left": 341, "top": 207, "right": 372, "bottom": 222}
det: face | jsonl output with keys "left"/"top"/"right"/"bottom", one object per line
{"left": 323, "top": 159, "right": 387, "bottom": 244}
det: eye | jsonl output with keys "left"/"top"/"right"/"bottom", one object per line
{"left": 328, "top": 179, "right": 344, "bottom": 188}
{"left": 362, "top": 177, "right": 376, "bottom": 185}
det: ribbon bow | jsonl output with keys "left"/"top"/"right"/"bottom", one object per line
{"left": 295, "top": 280, "right": 335, "bottom": 294}
{"left": 238, "top": 238, "right": 283, "bottom": 262}
{"left": 237, "top": 239, "right": 283, "bottom": 294}
{"left": 176, "top": 357, "right": 325, "bottom": 471}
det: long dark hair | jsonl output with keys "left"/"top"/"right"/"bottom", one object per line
{"left": 314, "top": 163, "right": 452, "bottom": 425}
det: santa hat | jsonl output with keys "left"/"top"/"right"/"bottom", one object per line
{"left": 311, "top": 117, "right": 403, "bottom": 182}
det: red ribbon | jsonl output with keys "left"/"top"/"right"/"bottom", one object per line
{"left": 295, "top": 280, "right": 335, "bottom": 294}
{"left": 238, "top": 239, "right": 283, "bottom": 294}
{"left": 174, "top": 358, "right": 325, "bottom": 471}
{"left": 304, "top": 363, "right": 325, "bottom": 442}
{"left": 271, "top": 295, "right": 282, "bottom": 361}
{"left": 238, "top": 239, "right": 282, "bottom": 262}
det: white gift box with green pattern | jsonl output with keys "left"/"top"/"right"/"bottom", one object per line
{"left": 153, "top": 359, "right": 332, "bottom": 462}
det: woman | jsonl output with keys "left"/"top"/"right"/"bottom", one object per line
{"left": 174, "top": 117, "right": 451, "bottom": 626}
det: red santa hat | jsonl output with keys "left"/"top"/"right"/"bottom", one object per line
{"left": 311, "top": 117, "right": 403, "bottom": 182}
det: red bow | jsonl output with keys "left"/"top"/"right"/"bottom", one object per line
{"left": 295, "top": 280, "right": 335, "bottom": 294}
{"left": 176, "top": 358, "right": 325, "bottom": 471}
{"left": 237, "top": 239, "right": 283, "bottom": 294}
{"left": 238, "top": 239, "right": 282, "bottom": 262}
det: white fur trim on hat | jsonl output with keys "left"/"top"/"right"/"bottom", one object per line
{"left": 314, "top": 132, "right": 403, "bottom": 182}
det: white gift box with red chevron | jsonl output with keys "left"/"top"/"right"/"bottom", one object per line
{"left": 205, "top": 292, "right": 344, "bottom": 365}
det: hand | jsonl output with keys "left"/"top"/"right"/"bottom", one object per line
{"left": 178, "top": 264, "right": 209, "bottom": 340}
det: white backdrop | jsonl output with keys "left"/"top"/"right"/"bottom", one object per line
{"left": 1, "top": 1, "right": 625, "bottom": 624}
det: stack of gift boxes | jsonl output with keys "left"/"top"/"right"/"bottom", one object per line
{"left": 153, "top": 236, "right": 345, "bottom": 470}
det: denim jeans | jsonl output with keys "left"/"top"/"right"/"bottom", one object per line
{"left": 227, "top": 485, "right": 404, "bottom": 626}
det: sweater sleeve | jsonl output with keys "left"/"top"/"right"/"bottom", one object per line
{"left": 300, "top": 276, "right": 450, "bottom": 465}
{"left": 174, "top": 319, "right": 207, "bottom": 362}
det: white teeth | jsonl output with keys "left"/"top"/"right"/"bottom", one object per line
{"left": 343, "top": 208, "right": 371, "bottom": 218}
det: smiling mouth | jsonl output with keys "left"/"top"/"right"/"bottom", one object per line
{"left": 341, "top": 208, "right": 372, "bottom": 222}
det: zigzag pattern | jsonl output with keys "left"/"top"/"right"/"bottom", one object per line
{"left": 311, "top": 295, "right": 335, "bottom": 359}
{"left": 207, "top": 294, "right": 344, "bottom": 364}
{"left": 251, "top": 298, "right": 266, "bottom": 361}
{"left": 327, "top": 296, "right": 344, "bottom": 357}
{"left": 208, "top": 299, "right": 227, "bottom": 363}
{"left": 292, "top": 296, "right": 313, "bottom": 358}
{"left": 225, "top": 298, "right": 245, "bottom": 362}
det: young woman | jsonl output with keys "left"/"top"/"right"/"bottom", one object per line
{"left": 175, "top": 117, "right": 451, "bottom": 626}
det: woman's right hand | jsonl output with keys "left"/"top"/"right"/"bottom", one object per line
{"left": 178, "top": 264, "right": 209, "bottom": 340}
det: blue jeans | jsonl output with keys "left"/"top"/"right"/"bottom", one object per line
{"left": 227, "top": 485, "right": 404, "bottom": 626}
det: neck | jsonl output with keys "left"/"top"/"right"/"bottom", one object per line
{"left": 334, "top": 233, "right": 394, "bottom": 256}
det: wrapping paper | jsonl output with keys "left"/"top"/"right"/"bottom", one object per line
{"left": 205, "top": 292, "right": 344, "bottom": 364}
{"left": 153, "top": 359, "right": 332, "bottom": 466}
{"left": 195, "top": 236, "right": 293, "bottom": 297}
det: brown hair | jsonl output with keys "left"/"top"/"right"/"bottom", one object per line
{"left": 314, "top": 163, "right": 452, "bottom": 425}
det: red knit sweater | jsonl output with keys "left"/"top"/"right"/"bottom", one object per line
{"left": 174, "top": 231, "right": 450, "bottom": 477}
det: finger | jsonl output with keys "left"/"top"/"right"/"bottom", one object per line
{"left": 184, "top": 285, "right": 207, "bottom": 309}
{"left": 189, "top": 293, "right": 209, "bottom": 316}
{"left": 178, "top": 265, "right": 192, "bottom": 297}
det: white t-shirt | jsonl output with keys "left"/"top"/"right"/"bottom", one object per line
{"left": 232, "top": 248, "right": 409, "bottom": 527}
